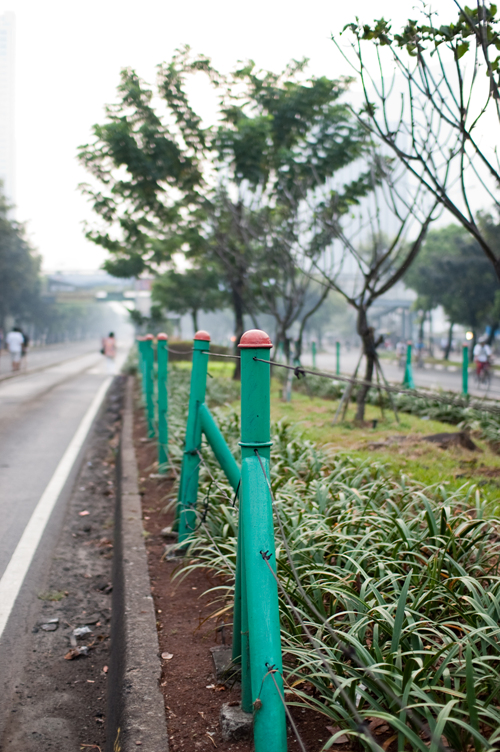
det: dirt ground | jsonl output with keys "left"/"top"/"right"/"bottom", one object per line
{"left": 133, "top": 394, "right": 346, "bottom": 752}
{"left": 1, "top": 376, "right": 125, "bottom": 752}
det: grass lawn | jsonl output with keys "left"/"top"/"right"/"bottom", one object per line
{"left": 170, "top": 360, "right": 500, "bottom": 507}
{"left": 269, "top": 382, "right": 500, "bottom": 507}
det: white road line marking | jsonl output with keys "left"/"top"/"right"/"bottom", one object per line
{"left": 0, "top": 376, "right": 113, "bottom": 640}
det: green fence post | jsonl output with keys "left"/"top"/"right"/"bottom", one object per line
{"left": 157, "top": 332, "right": 169, "bottom": 473}
{"left": 239, "top": 329, "right": 287, "bottom": 752}
{"left": 177, "top": 330, "right": 210, "bottom": 545}
{"left": 199, "top": 404, "right": 240, "bottom": 490}
{"left": 462, "top": 343, "right": 469, "bottom": 396}
{"left": 336, "top": 341, "right": 340, "bottom": 375}
{"left": 137, "top": 337, "right": 146, "bottom": 401}
{"left": 402, "top": 341, "right": 415, "bottom": 389}
{"left": 144, "top": 334, "right": 156, "bottom": 438}
{"left": 312, "top": 341, "right": 317, "bottom": 369}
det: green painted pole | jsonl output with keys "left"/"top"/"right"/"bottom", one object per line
{"left": 239, "top": 329, "right": 287, "bottom": 752}
{"left": 336, "top": 341, "right": 340, "bottom": 375}
{"left": 199, "top": 404, "right": 240, "bottom": 491}
{"left": 402, "top": 341, "right": 415, "bottom": 389}
{"left": 137, "top": 337, "right": 146, "bottom": 401}
{"left": 157, "top": 333, "right": 169, "bottom": 473}
{"left": 177, "top": 330, "right": 210, "bottom": 545}
{"left": 144, "top": 334, "right": 155, "bottom": 438}
{"left": 462, "top": 343, "right": 469, "bottom": 396}
{"left": 232, "top": 516, "right": 252, "bottom": 713}
{"left": 311, "top": 341, "right": 317, "bottom": 369}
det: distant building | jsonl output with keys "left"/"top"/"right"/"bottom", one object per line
{"left": 0, "top": 12, "right": 15, "bottom": 205}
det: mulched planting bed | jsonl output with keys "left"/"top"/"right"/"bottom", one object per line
{"left": 133, "top": 391, "right": 331, "bottom": 752}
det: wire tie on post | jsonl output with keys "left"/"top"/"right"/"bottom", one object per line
{"left": 294, "top": 366, "right": 305, "bottom": 380}
{"left": 260, "top": 550, "right": 272, "bottom": 561}
{"left": 232, "top": 478, "right": 241, "bottom": 507}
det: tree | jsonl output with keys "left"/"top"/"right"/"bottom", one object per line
{"left": 78, "top": 51, "right": 373, "bottom": 379}
{"left": 152, "top": 265, "right": 228, "bottom": 332}
{"left": 338, "top": 3, "right": 500, "bottom": 280}
{"left": 0, "top": 191, "right": 42, "bottom": 332}
{"left": 404, "top": 221, "right": 500, "bottom": 350}
{"left": 211, "top": 59, "right": 375, "bottom": 366}
{"left": 309, "top": 146, "right": 437, "bottom": 421}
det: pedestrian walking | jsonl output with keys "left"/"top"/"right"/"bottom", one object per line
{"left": 20, "top": 329, "right": 29, "bottom": 370}
{"left": 6, "top": 326, "right": 24, "bottom": 372}
{"left": 101, "top": 331, "right": 116, "bottom": 374}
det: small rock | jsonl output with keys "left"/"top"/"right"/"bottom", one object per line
{"left": 73, "top": 626, "right": 92, "bottom": 638}
{"left": 160, "top": 526, "right": 178, "bottom": 540}
{"left": 161, "top": 652, "right": 173, "bottom": 661}
{"left": 64, "top": 646, "right": 89, "bottom": 660}
{"left": 40, "top": 623, "right": 58, "bottom": 632}
{"left": 84, "top": 614, "right": 100, "bottom": 624}
{"left": 220, "top": 703, "right": 253, "bottom": 742}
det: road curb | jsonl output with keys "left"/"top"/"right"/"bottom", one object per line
{"left": 107, "top": 376, "right": 168, "bottom": 752}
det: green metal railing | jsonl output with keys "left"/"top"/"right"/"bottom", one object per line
{"left": 462, "top": 343, "right": 469, "bottom": 396}
{"left": 136, "top": 328, "right": 286, "bottom": 751}
{"left": 402, "top": 341, "right": 415, "bottom": 390}
{"left": 157, "top": 333, "right": 169, "bottom": 472}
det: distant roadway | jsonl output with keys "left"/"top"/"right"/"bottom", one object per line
{"left": 302, "top": 348, "right": 500, "bottom": 401}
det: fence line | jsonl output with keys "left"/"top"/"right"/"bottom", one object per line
{"left": 254, "top": 356, "right": 500, "bottom": 417}
{"left": 135, "top": 328, "right": 479, "bottom": 752}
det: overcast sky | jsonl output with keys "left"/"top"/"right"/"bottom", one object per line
{"left": 1, "top": 0, "right": 456, "bottom": 271}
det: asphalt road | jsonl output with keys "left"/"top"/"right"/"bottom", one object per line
{"left": 0, "top": 339, "right": 99, "bottom": 379}
{"left": 302, "top": 348, "right": 500, "bottom": 401}
{"left": 0, "top": 340, "right": 130, "bottom": 744}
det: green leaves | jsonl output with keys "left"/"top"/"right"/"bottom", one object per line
{"left": 170, "top": 378, "right": 500, "bottom": 751}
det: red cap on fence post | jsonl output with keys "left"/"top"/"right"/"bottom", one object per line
{"left": 157, "top": 332, "right": 168, "bottom": 340}
{"left": 238, "top": 329, "right": 273, "bottom": 349}
{"left": 194, "top": 330, "right": 210, "bottom": 341}
{"left": 145, "top": 333, "right": 154, "bottom": 341}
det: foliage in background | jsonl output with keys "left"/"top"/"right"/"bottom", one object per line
{"left": 404, "top": 222, "right": 500, "bottom": 346}
{"left": 0, "top": 188, "right": 106, "bottom": 343}
{"left": 152, "top": 265, "right": 228, "bottom": 333}
{"left": 339, "top": 3, "right": 500, "bottom": 281}
{"left": 164, "top": 367, "right": 500, "bottom": 751}
{"left": 0, "top": 190, "right": 41, "bottom": 332}
{"left": 78, "top": 50, "right": 374, "bottom": 368}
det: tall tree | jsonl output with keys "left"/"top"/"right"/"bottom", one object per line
{"left": 0, "top": 191, "right": 41, "bottom": 331}
{"left": 78, "top": 51, "right": 373, "bottom": 378}
{"left": 338, "top": 3, "right": 500, "bottom": 280}
{"left": 404, "top": 221, "right": 500, "bottom": 346}
{"left": 211, "top": 59, "right": 374, "bottom": 363}
{"left": 152, "top": 264, "right": 228, "bottom": 333}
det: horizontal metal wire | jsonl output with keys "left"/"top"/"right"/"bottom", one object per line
{"left": 253, "top": 357, "right": 500, "bottom": 417}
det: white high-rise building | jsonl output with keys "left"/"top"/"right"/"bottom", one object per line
{"left": 0, "top": 12, "right": 15, "bottom": 206}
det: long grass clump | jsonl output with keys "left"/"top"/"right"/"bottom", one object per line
{"left": 166, "top": 367, "right": 500, "bottom": 751}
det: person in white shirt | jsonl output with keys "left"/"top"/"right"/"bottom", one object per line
{"left": 6, "top": 327, "right": 24, "bottom": 372}
{"left": 473, "top": 336, "right": 492, "bottom": 378}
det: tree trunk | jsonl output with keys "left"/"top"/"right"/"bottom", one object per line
{"left": 191, "top": 309, "right": 199, "bottom": 335}
{"left": 281, "top": 336, "right": 293, "bottom": 401}
{"left": 232, "top": 283, "right": 245, "bottom": 381}
{"left": 355, "top": 308, "right": 377, "bottom": 423}
{"left": 488, "top": 323, "right": 498, "bottom": 346}
{"left": 443, "top": 321, "right": 454, "bottom": 360}
{"left": 418, "top": 311, "right": 426, "bottom": 344}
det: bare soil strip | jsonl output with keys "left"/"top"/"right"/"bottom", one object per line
{"left": 133, "top": 390, "right": 334, "bottom": 752}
